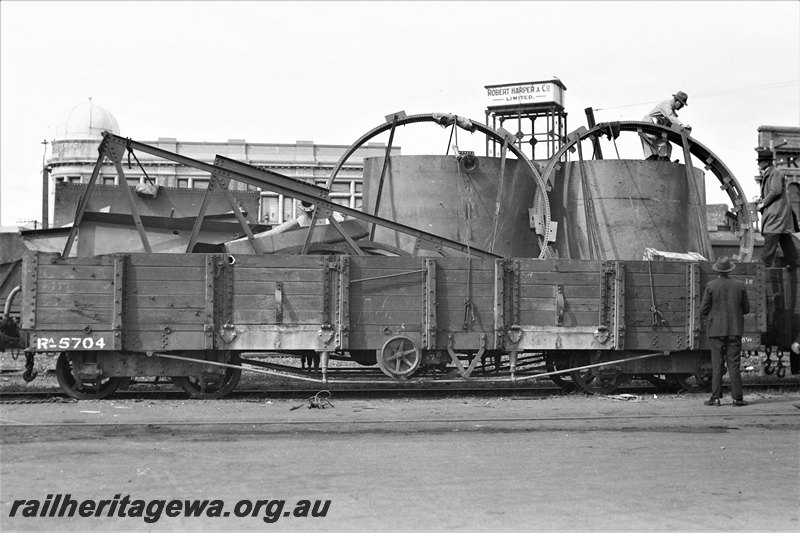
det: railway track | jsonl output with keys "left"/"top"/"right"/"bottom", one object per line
{"left": 0, "top": 386, "right": 557, "bottom": 403}
{"left": 4, "top": 411, "right": 799, "bottom": 429}
{"left": 1, "top": 380, "right": 798, "bottom": 404}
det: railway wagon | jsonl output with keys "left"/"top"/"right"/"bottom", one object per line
{"left": 9, "top": 120, "right": 800, "bottom": 398}
{"left": 19, "top": 249, "right": 789, "bottom": 399}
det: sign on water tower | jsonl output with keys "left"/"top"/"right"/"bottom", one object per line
{"left": 484, "top": 78, "right": 568, "bottom": 160}
{"left": 485, "top": 79, "right": 566, "bottom": 111}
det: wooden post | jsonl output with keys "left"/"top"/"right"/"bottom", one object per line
{"left": 585, "top": 107, "right": 603, "bottom": 160}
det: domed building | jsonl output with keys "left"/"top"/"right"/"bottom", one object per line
{"left": 48, "top": 100, "right": 121, "bottom": 185}
{"left": 45, "top": 100, "right": 398, "bottom": 228}
{"left": 59, "top": 100, "right": 121, "bottom": 140}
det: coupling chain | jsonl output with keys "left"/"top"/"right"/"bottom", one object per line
{"left": 290, "top": 390, "right": 334, "bottom": 410}
{"left": 764, "top": 348, "right": 786, "bottom": 378}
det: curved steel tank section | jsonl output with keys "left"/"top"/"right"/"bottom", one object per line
{"left": 550, "top": 160, "right": 708, "bottom": 260}
{"left": 362, "top": 155, "right": 541, "bottom": 258}
{"left": 536, "top": 121, "right": 754, "bottom": 261}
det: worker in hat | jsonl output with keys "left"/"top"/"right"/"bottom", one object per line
{"left": 756, "top": 148, "right": 799, "bottom": 268}
{"left": 639, "top": 91, "right": 692, "bottom": 161}
{"left": 699, "top": 256, "right": 750, "bottom": 406}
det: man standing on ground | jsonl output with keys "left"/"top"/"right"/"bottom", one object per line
{"left": 757, "top": 148, "right": 799, "bottom": 268}
{"left": 699, "top": 256, "right": 750, "bottom": 406}
{"left": 640, "top": 91, "right": 692, "bottom": 161}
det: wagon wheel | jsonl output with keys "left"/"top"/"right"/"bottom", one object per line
{"left": 640, "top": 374, "right": 683, "bottom": 392}
{"left": 545, "top": 355, "right": 584, "bottom": 392}
{"left": 173, "top": 352, "right": 242, "bottom": 399}
{"left": 559, "top": 352, "right": 596, "bottom": 391}
{"left": 568, "top": 352, "right": 623, "bottom": 395}
{"left": 377, "top": 336, "right": 421, "bottom": 379}
{"left": 571, "top": 371, "right": 624, "bottom": 395}
{"left": 644, "top": 374, "right": 683, "bottom": 392}
{"left": 55, "top": 352, "right": 122, "bottom": 400}
{"left": 667, "top": 372, "right": 711, "bottom": 393}
{"left": 644, "top": 374, "right": 666, "bottom": 387}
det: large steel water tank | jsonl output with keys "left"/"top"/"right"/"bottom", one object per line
{"left": 362, "top": 155, "right": 541, "bottom": 257}
{"left": 549, "top": 160, "right": 708, "bottom": 260}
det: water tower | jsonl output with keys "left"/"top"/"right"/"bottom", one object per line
{"left": 484, "top": 79, "right": 567, "bottom": 161}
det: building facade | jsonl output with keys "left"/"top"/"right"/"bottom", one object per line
{"left": 46, "top": 101, "right": 400, "bottom": 226}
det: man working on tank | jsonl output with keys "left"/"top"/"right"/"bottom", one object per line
{"left": 640, "top": 91, "right": 691, "bottom": 161}
{"left": 756, "top": 148, "right": 799, "bottom": 269}
{"left": 699, "top": 256, "right": 750, "bottom": 406}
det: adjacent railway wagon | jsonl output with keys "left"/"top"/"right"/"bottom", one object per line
{"left": 5, "top": 117, "right": 800, "bottom": 398}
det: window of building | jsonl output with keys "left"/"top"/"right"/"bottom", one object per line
{"left": 259, "top": 178, "right": 362, "bottom": 225}
{"left": 330, "top": 180, "right": 361, "bottom": 210}
{"left": 176, "top": 177, "right": 210, "bottom": 189}
{"left": 330, "top": 182, "right": 350, "bottom": 194}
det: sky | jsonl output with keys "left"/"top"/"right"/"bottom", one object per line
{"left": 1, "top": 0, "right": 798, "bottom": 228}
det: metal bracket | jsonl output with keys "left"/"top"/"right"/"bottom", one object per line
{"left": 22, "top": 252, "right": 39, "bottom": 329}
{"left": 612, "top": 262, "right": 626, "bottom": 349}
{"left": 494, "top": 260, "right": 505, "bottom": 350}
{"left": 446, "top": 333, "right": 487, "bottom": 378}
{"left": 112, "top": 254, "right": 126, "bottom": 350}
{"left": 204, "top": 256, "right": 216, "bottom": 349}
{"left": 336, "top": 256, "right": 350, "bottom": 349}
{"left": 686, "top": 262, "right": 700, "bottom": 349}
{"left": 594, "top": 326, "right": 610, "bottom": 344}
{"left": 318, "top": 327, "right": 334, "bottom": 346}
{"left": 555, "top": 284, "right": 565, "bottom": 326}
{"left": 275, "top": 282, "right": 283, "bottom": 324}
{"left": 219, "top": 323, "right": 238, "bottom": 344}
{"left": 423, "top": 259, "right": 437, "bottom": 349}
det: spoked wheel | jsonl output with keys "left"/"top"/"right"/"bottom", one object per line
{"left": 55, "top": 352, "right": 123, "bottom": 400}
{"left": 572, "top": 372, "right": 626, "bottom": 395}
{"left": 569, "top": 352, "right": 626, "bottom": 395}
{"left": 668, "top": 372, "right": 712, "bottom": 393}
{"left": 643, "top": 374, "right": 677, "bottom": 390}
{"left": 644, "top": 374, "right": 685, "bottom": 392}
{"left": 546, "top": 355, "right": 581, "bottom": 392}
{"left": 173, "top": 352, "right": 242, "bottom": 399}
{"left": 377, "top": 336, "right": 421, "bottom": 379}
{"left": 644, "top": 374, "right": 667, "bottom": 387}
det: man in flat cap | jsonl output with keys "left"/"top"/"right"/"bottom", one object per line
{"left": 640, "top": 91, "right": 692, "bottom": 161}
{"left": 699, "top": 256, "right": 750, "bottom": 406}
{"left": 756, "top": 148, "right": 799, "bottom": 268}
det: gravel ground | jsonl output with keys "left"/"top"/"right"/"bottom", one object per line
{"left": 1, "top": 386, "right": 799, "bottom": 532}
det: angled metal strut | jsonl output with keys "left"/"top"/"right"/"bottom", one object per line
{"left": 63, "top": 132, "right": 503, "bottom": 259}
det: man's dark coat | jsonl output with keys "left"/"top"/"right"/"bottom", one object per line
{"left": 699, "top": 276, "right": 750, "bottom": 336}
